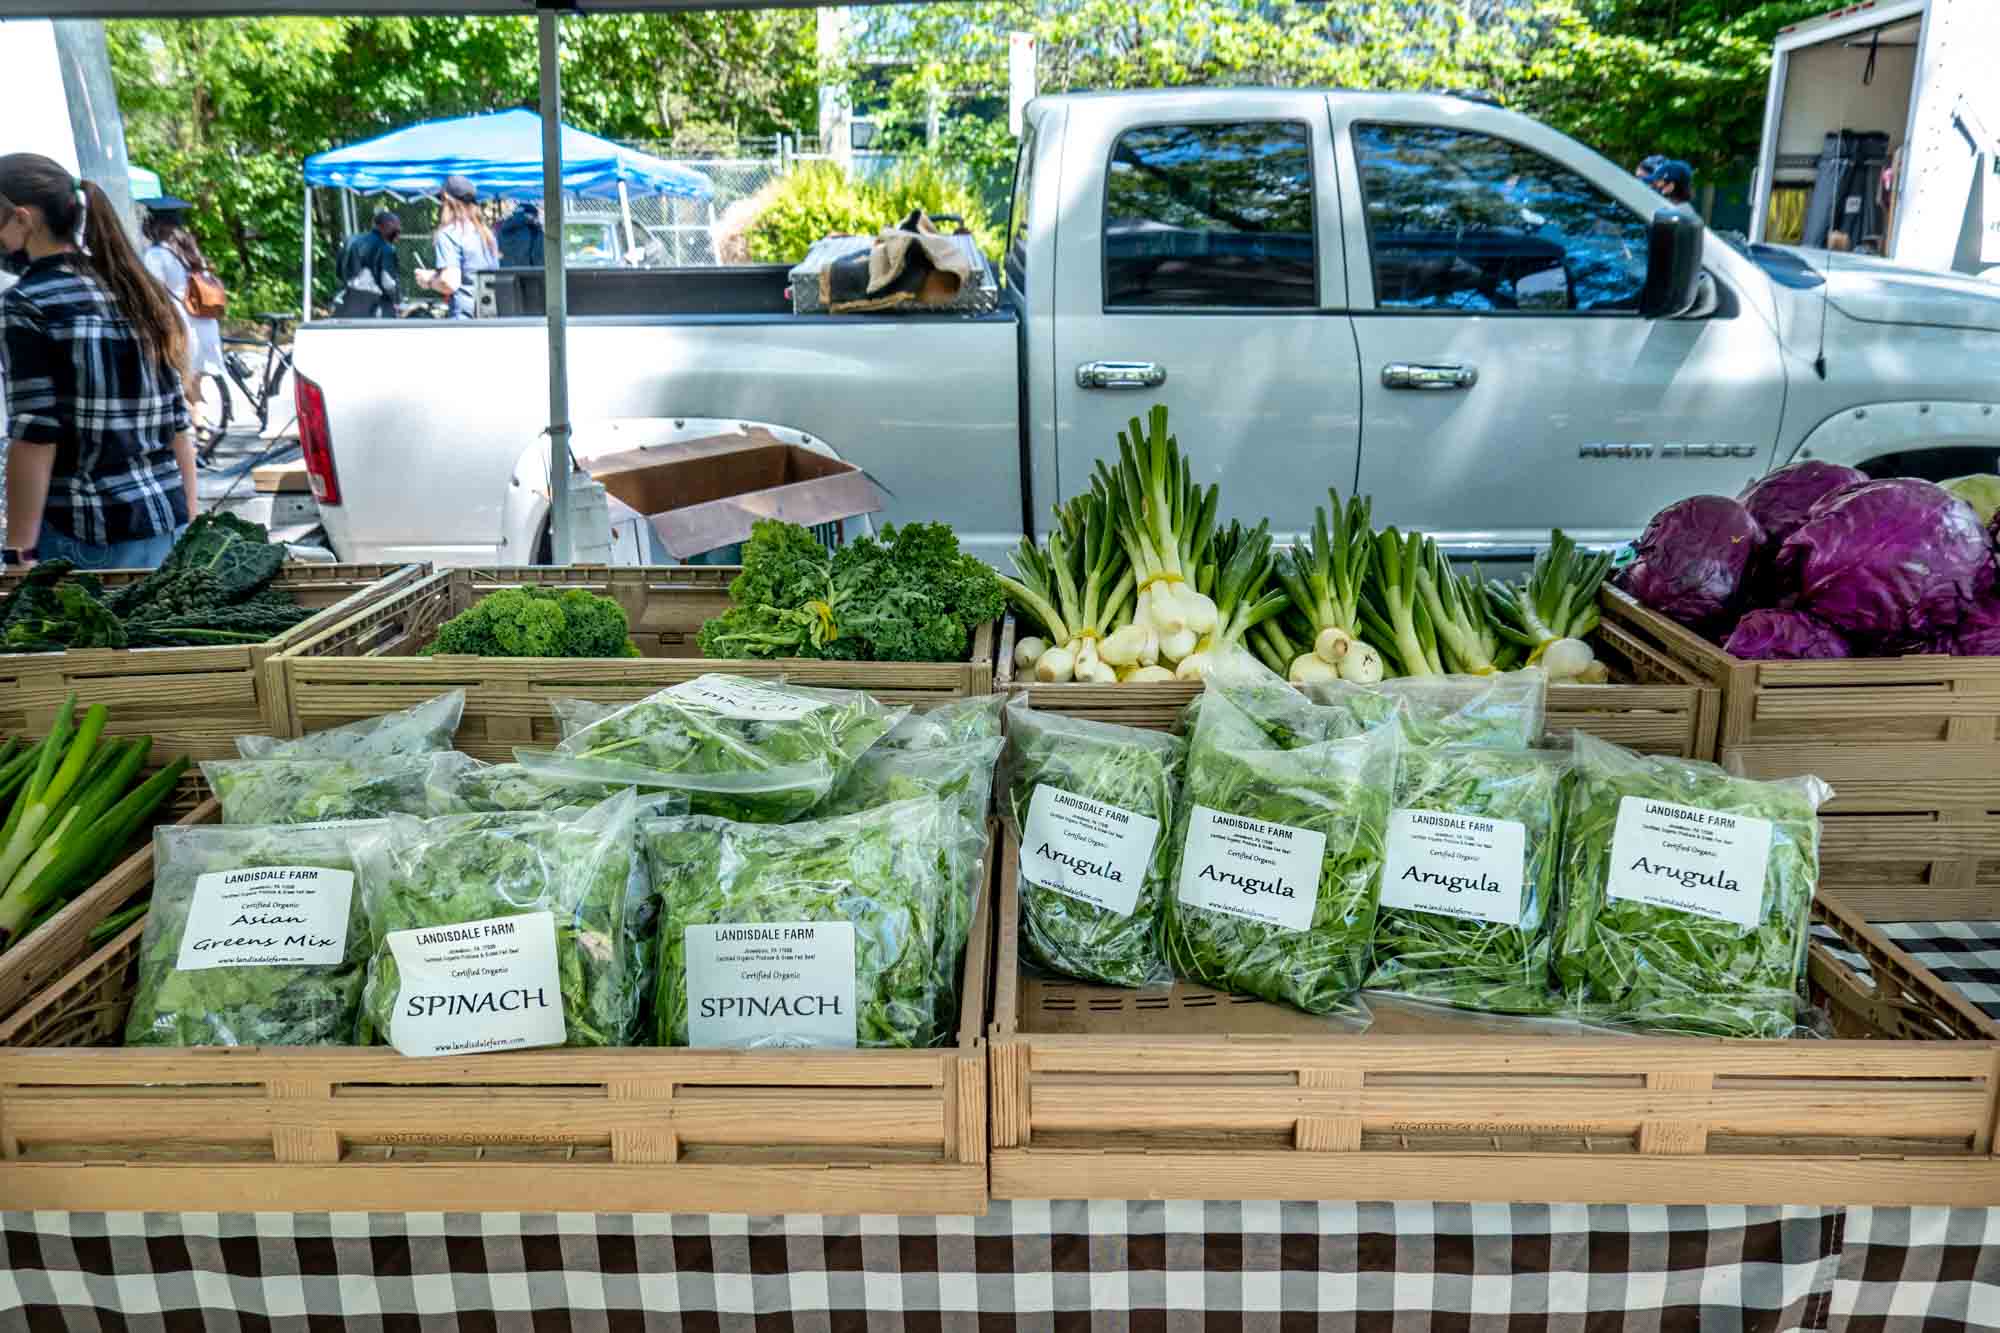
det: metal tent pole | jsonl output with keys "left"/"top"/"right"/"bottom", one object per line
{"left": 301, "top": 182, "right": 313, "bottom": 323}
{"left": 537, "top": 5, "right": 572, "bottom": 565}
{"left": 617, "top": 178, "right": 637, "bottom": 261}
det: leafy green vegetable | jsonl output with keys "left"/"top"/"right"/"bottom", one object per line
{"left": 1163, "top": 683, "right": 1399, "bottom": 1016}
{"left": 875, "top": 696, "right": 1004, "bottom": 751}
{"left": 202, "top": 755, "right": 436, "bottom": 824}
{"left": 425, "top": 752, "right": 622, "bottom": 814}
{"left": 424, "top": 586, "right": 640, "bottom": 659}
{"left": 237, "top": 690, "right": 464, "bottom": 760}
{"left": 548, "top": 675, "right": 901, "bottom": 822}
{"left": 1308, "top": 670, "right": 1546, "bottom": 750}
{"left": 698, "top": 519, "right": 1002, "bottom": 663}
{"left": 358, "top": 792, "right": 647, "bottom": 1048}
{"left": 1485, "top": 530, "right": 1612, "bottom": 662}
{"left": 125, "top": 821, "right": 379, "bottom": 1046}
{"left": 646, "top": 797, "right": 950, "bottom": 1048}
{"left": 1002, "top": 700, "right": 1182, "bottom": 988}
{"left": 1555, "top": 733, "right": 1828, "bottom": 1038}
{"left": 1366, "top": 746, "right": 1568, "bottom": 1014}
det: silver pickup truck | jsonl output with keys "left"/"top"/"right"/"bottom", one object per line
{"left": 291, "top": 87, "right": 2000, "bottom": 567}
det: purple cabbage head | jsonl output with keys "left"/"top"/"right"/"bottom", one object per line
{"left": 1774, "top": 478, "right": 1995, "bottom": 638}
{"left": 1939, "top": 597, "right": 2000, "bottom": 657}
{"left": 1617, "top": 495, "right": 1764, "bottom": 630}
{"left": 1723, "top": 609, "right": 1851, "bottom": 661}
{"left": 1739, "top": 461, "right": 1869, "bottom": 548}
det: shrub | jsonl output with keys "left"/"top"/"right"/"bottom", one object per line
{"left": 744, "top": 157, "right": 1002, "bottom": 264}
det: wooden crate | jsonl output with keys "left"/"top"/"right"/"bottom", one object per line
{"left": 994, "top": 615, "right": 1721, "bottom": 760}
{"left": 0, "top": 563, "right": 425, "bottom": 763}
{"left": 1601, "top": 587, "right": 2000, "bottom": 919}
{"left": 0, "top": 818, "right": 996, "bottom": 1215}
{"left": 989, "top": 829, "right": 2000, "bottom": 1206}
{"left": 274, "top": 567, "right": 998, "bottom": 761}
{"left": 0, "top": 798, "right": 218, "bottom": 1037}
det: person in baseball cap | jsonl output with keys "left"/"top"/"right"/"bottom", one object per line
{"left": 416, "top": 173, "right": 496, "bottom": 318}
{"left": 1641, "top": 159, "right": 1694, "bottom": 205}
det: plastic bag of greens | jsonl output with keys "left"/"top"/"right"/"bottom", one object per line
{"left": 1554, "top": 733, "right": 1830, "bottom": 1038}
{"left": 1365, "top": 746, "right": 1568, "bottom": 1013}
{"left": 1000, "top": 700, "right": 1183, "bottom": 988}
{"left": 646, "top": 797, "right": 950, "bottom": 1049}
{"left": 425, "top": 751, "right": 620, "bottom": 814}
{"left": 201, "top": 754, "right": 435, "bottom": 824}
{"left": 816, "top": 734, "right": 1003, "bottom": 1011}
{"left": 1309, "top": 670, "right": 1545, "bottom": 749}
{"left": 876, "top": 696, "right": 1004, "bottom": 751}
{"left": 357, "top": 790, "right": 647, "bottom": 1054}
{"left": 549, "top": 675, "right": 903, "bottom": 822}
{"left": 125, "top": 820, "right": 380, "bottom": 1046}
{"left": 1164, "top": 683, "right": 1400, "bottom": 1015}
{"left": 237, "top": 689, "right": 465, "bottom": 759}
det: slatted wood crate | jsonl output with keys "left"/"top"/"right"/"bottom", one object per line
{"left": 0, "top": 563, "right": 424, "bottom": 762}
{"left": 994, "top": 609, "right": 1721, "bottom": 760}
{"left": 1601, "top": 587, "right": 2000, "bottom": 919}
{"left": 988, "top": 830, "right": 2000, "bottom": 1206}
{"left": 274, "top": 567, "right": 998, "bottom": 761}
{"left": 0, "top": 816, "right": 996, "bottom": 1215}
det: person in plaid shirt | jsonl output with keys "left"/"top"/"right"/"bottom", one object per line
{"left": 0, "top": 152, "right": 196, "bottom": 570}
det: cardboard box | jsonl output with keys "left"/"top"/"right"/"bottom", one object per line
{"left": 582, "top": 426, "right": 884, "bottom": 561}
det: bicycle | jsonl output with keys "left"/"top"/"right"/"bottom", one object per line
{"left": 193, "top": 312, "right": 296, "bottom": 463}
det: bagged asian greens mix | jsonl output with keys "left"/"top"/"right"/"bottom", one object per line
{"left": 646, "top": 797, "right": 951, "bottom": 1049}
{"left": 1164, "top": 683, "right": 1400, "bottom": 1016}
{"left": 125, "top": 820, "right": 379, "bottom": 1046}
{"left": 425, "top": 751, "right": 622, "bottom": 814}
{"left": 358, "top": 790, "right": 647, "bottom": 1054}
{"left": 1554, "top": 733, "right": 1830, "bottom": 1038}
{"left": 1001, "top": 700, "right": 1183, "bottom": 988}
{"left": 549, "top": 675, "right": 903, "bottom": 821}
{"left": 1365, "top": 746, "right": 1568, "bottom": 1014}
{"left": 1309, "top": 670, "right": 1545, "bottom": 749}
{"left": 236, "top": 689, "right": 464, "bottom": 759}
{"left": 202, "top": 754, "right": 435, "bottom": 825}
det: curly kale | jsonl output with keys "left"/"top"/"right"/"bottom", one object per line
{"left": 424, "top": 586, "right": 638, "bottom": 659}
{"left": 697, "top": 519, "right": 1000, "bottom": 663}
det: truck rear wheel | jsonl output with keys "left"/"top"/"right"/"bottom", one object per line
{"left": 1860, "top": 447, "right": 2000, "bottom": 483}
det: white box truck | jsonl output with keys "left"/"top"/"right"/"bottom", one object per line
{"left": 1750, "top": 0, "right": 2000, "bottom": 277}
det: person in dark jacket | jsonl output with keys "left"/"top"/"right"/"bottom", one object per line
{"left": 497, "top": 202, "right": 544, "bottom": 269}
{"left": 334, "top": 209, "right": 401, "bottom": 318}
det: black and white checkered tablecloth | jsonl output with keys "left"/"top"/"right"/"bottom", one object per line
{"left": 4, "top": 1202, "right": 1995, "bottom": 1330}
{"left": 1812, "top": 921, "right": 2000, "bottom": 1021}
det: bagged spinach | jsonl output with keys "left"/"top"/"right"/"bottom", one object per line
{"left": 646, "top": 796, "right": 950, "bottom": 1049}
{"left": 237, "top": 689, "right": 464, "bottom": 759}
{"left": 1309, "top": 669, "right": 1546, "bottom": 749}
{"left": 549, "top": 675, "right": 903, "bottom": 821}
{"left": 1554, "top": 733, "right": 1830, "bottom": 1038}
{"left": 357, "top": 790, "right": 646, "bottom": 1054}
{"left": 1366, "top": 746, "right": 1568, "bottom": 1014}
{"left": 125, "top": 820, "right": 380, "bottom": 1046}
{"left": 202, "top": 754, "right": 435, "bottom": 825}
{"left": 1164, "top": 683, "right": 1400, "bottom": 1016}
{"left": 1001, "top": 700, "right": 1183, "bottom": 988}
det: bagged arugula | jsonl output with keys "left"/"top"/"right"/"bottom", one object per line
{"left": 202, "top": 754, "right": 435, "bottom": 824}
{"left": 358, "top": 790, "right": 646, "bottom": 1053}
{"left": 125, "top": 820, "right": 379, "bottom": 1046}
{"left": 647, "top": 797, "right": 950, "bottom": 1049}
{"left": 1309, "top": 670, "right": 1545, "bottom": 749}
{"left": 548, "top": 675, "right": 903, "bottom": 821}
{"left": 1001, "top": 700, "right": 1183, "bottom": 988}
{"left": 1165, "top": 683, "right": 1400, "bottom": 1015}
{"left": 1366, "top": 746, "right": 1568, "bottom": 1013}
{"left": 1555, "top": 733, "right": 1830, "bottom": 1038}
{"left": 237, "top": 689, "right": 464, "bottom": 759}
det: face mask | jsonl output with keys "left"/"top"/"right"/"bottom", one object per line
{"left": 1, "top": 250, "right": 27, "bottom": 277}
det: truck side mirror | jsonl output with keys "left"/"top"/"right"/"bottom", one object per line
{"left": 1639, "top": 208, "right": 1705, "bottom": 318}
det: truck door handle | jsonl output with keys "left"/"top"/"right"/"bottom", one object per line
{"left": 1076, "top": 360, "right": 1167, "bottom": 390}
{"left": 1382, "top": 362, "right": 1478, "bottom": 391}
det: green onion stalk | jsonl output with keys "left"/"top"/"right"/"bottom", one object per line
{"left": 1273, "top": 491, "right": 1384, "bottom": 684}
{"left": 1097, "top": 404, "right": 1220, "bottom": 669}
{"left": 1485, "top": 529, "right": 1614, "bottom": 682}
{"left": 1173, "top": 519, "right": 1290, "bottom": 681}
{"left": 996, "top": 484, "right": 1137, "bottom": 683}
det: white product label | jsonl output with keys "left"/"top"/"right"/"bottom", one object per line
{"left": 1175, "top": 805, "right": 1325, "bottom": 933}
{"left": 175, "top": 867, "right": 354, "bottom": 971}
{"left": 387, "top": 911, "right": 565, "bottom": 1058}
{"left": 665, "top": 677, "right": 824, "bottom": 721}
{"left": 1605, "top": 797, "right": 1772, "bottom": 928}
{"left": 1380, "top": 810, "right": 1527, "bottom": 926}
{"left": 684, "top": 922, "right": 857, "bottom": 1048}
{"left": 1019, "top": 785, "right": 1160, "bottom": 917}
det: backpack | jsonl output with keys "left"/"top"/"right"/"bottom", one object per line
{"left": 185, "top": 267, "right": 228, "bottom": 320}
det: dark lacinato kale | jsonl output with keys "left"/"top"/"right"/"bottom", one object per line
{"left": 1555, "top": 733, "right": 1828, "bottom": 1038}
{"left": 1001, "top": 700, "right": 1183, "bottom": 988}
{"left": 125, "top": 821, "right": 381, "bottom": 1047}
{"left": 237, "top": 690, "right": 465, "bottom": 759}
{"left": 202, "top": 754, "right": 435, "bottom": 824}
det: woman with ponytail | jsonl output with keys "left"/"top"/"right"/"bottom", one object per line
{"left": 0, "top": 153, "right": 196, "bottom": 569}
{"left": 141, "top": 198, "right": 226, "bottom": 414}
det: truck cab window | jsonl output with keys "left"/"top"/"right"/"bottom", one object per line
{"left": 1103, "top": 121, "right": 1315, "bottom": 309}
{"left": 1353, "top": 123, "right": 1647, "bottom": 314}
{"left": 1006, "top": 122, "right": 1035, "bottom": 288}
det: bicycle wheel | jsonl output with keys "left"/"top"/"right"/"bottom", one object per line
{"left": 193, "top": 372, "right": 231, "bottom": 458}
